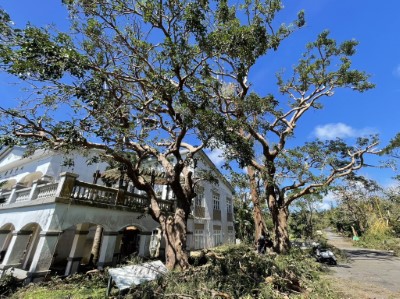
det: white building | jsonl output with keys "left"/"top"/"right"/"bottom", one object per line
{"left": 0, "top": 147, "right": 234, "bottom": 282}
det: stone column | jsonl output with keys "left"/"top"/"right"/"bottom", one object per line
{"left": 55, "top": 172, "right": 79, "bottom": 199}
{"left": 27, "top": 230, "right": 61, "bottom": 281}
{"left": 97, "top": 231, "right": 118, "bottom": 269}
{"left": 138, "top": 232, "right": 151, "bottom": 257}
{"left": 65, "top": 224, "right": 89, "bottom": 276}
{"left": 27, "top": 179, "right": 41, "bottom": 201}
{"left": 0, "top": 230, "right": 32, "bottom": 270}
{"left": 112, "top": 232, "right": 123, "bottom": 265}
{"left": 7, "top": 183, "right": 26, "bottom": 204}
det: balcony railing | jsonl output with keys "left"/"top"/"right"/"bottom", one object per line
{"left": 71, "top": 181, "right": 118, "bottom": 205}
{"left": 36, "top": 183, "right": 58, "bottom": 200}
{"left": 0, "top": 172, "right": 174, "bottom": 213}
{"left": 14, "top": 188, "right": 31, "bottom": 202}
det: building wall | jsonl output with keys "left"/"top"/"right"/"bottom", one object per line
{"left": 0, "top": 149, "right": 108, "bottom": 187}
{"left": 0, "top": 204, "right": 56, "bottom": 231}
{"left": 190, "top": 151, "right": 235, "bottom": 249}
{"left": 0, "top": 147, "right": 25, "bottom": 168}
{"left": 0, "top": 147, "right": 235, "bottom": 279}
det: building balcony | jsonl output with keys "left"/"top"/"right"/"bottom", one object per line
{"left": 0, "top": 172, "right": 174, "bottom": 213}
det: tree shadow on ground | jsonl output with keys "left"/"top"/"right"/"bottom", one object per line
{"left": 342, "top": 249, "right": 396, "bottom": 261}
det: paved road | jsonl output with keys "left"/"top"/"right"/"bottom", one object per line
{"left": 326, "top": 230, "right": 400, "bottom": 299}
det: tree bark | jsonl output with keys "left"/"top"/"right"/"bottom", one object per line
{"left": 91, "top": 225, "right": 103, "bottom": 265}
{"left": 273, "top": 206, "right": 290, "bottom": 253}
{"left": 248, "top": 166, "right": 268, "bottom": 240}
{"left": 267, "top": 190, "right": 291, "bottom": 254}
{"left": 161, "top": 208, "right": 190, "bottom": 270}
{"left": 146, "top": 169, "right": 192, "bottom": 270}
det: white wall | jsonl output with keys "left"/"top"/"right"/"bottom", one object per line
{"left": 0, "top": 149, "right": 109, "bottom": 185}
{"left": 0, "top": 148, "right": 25, "bottom": 168}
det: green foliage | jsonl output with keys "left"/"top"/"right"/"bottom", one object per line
{"left": 234, "top": 197, "right": 256, "bottom": 243}
{"left": 0, "top": 0, "right": 378, "bottom": 262}
{"left": 126, "top": 244, "right": 331, "bottom": 298}
{"left": 381, "top": 133, "right": 400, "bottom": 156}
{"left": 329, "top": 177, "right": 400, "bottom": 255}
{"left": 357, "top": 231, "right": 400, "bottom": 255}
{"left": 0, "top": 23, "right": 87, "bottom": 80}
{"left": 192, "top": 0, "right": 377, "bottom": 253}
{"left": 11, "top": 245, "right": 341, "bottom": 299}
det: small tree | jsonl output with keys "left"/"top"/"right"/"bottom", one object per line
{"left": 331, "top": 176, "right": 380, "bottom": 236}
{"left": 290, "top": 193, "right": 322, "bottom": 240}
{"left": 383, "top": 184, "right": 400, "bottom": 235}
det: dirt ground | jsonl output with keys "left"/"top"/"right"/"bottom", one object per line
{"left": 325, "top": 230, "right": 400, "bottom": 299}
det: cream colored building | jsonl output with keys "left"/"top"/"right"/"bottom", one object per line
{"left": 0, "top": 147, "right": 234, "bottom": 282}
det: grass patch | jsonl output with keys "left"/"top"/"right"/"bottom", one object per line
{"left": 353, "top": 218, "right": 400, "bottom": 255}
{"left": 10, "top": 271, "right": 108, "bottom": 299}
{"left": 356, "top": 235, "right": 400, "bottom": 255}
{"left": 11, "top": 285, "right": 107, "bottom": 299}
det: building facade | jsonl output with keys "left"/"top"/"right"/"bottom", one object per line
{"left": 0, "top": 147, "right": 234, "bottom": 281}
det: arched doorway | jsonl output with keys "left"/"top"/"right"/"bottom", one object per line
{"left": 19, "top": 223, "right": 41, "bottom": 271}
{"left": 119, "top": 225, "right": 141, "bottom": 261}
{"left": 0, "top": 223, "right": 14, "bottom": 263}
{"left": 1, "top": 223, "right": 43, "bottom": 271}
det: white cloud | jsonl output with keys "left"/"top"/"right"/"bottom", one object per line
{"left": 313, "top": 123, "right": 375, "bottom": 140}
{"left": 315, "top": 192, "right": 338, "bottom": 211}
{"left": 206, "top": 148, "right": 225, "bottom": 167}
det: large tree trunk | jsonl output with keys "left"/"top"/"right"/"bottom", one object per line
{"left": 273, "top": 206, "right": 290, "bottom": 253}
{"left": 161, "top": 208, "right": 190, "bottom": 270}
{"left": 147, "top": 175, "right": 192, "bottom": 270}
{"left": 132, "top": 158, "right": 193, "bottom": 270}
{"left": 267, "top": 191, "right": 290, "bottom": 253}
{"left": 254, "top": 204, "right": 267, "bottom": 239}
{"left": 248, "top": 166, "right": 268, "bottom": 240}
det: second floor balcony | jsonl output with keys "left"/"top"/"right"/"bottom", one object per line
{"left": 0, "top": 172, "right": 174, "bottom": 213}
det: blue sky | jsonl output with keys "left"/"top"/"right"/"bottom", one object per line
{"left": 0, "top": 0, "right": 399, "bottom": 194}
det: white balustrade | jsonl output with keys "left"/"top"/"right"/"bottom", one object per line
{"left": 36, "top": 183, "right": 58, "bottom": 200}
{"left": 1, "top": 174, "right": 175, "bottom": 213}
{"left": 14, "top": 188, "right": 31, "bottom": 202}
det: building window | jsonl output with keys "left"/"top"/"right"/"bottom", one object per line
{"left": 226, "top": 197, "right": 232, "bottom": 213}
{"left": 194, "top": 229, "right": 204, "bottom": 249}
{"left": 228, "top": 227, "right": 235, "bottom": 243}
{"left": 195, "top": 187, "right": 204, "bottom": 207}
{"left": 213, "top": 229, "right": 222, "bottom": 247}
{"left": 213, "top": 192, "right": 220, "bottom": 210}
